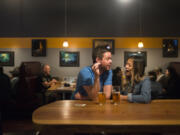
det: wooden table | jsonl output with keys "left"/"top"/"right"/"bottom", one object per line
{"left": 48, "top": 83, "right": 75, "bottom": 100}
{"left": 32, "top": 100, "right": 180, "bottom": 135}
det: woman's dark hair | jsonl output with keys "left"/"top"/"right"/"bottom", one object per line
{"left": 148, "top": 70, "right": 157, "bottom": 81}
{"left": 92, "top": 46, "right": 111, "bottom": 63}
{"left": 134, "top": 60, "right": 145, "bottom": 77}
{"left": 167, "top": 66, "right": 178, "bottom": 79}
{"left": 128, "top": 57, "right": 145, "bottom": 83}
{"left": 112, "top": 66, "right": 122, "bottom": 86}
{"left": 113, "top": 67, "right": 121, "bottom": 74}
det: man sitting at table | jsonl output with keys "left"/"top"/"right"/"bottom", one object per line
{"left": 71, "top": 46, "right": 112, "bottom": 100}
{"left": 39, "top": 64, "right": 57, "bottom": 103}
{"left": 39, "top": 64, "right": 57, "bottom": 89}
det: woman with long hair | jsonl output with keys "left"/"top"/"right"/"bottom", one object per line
{"left": 120, "top": 57, "right": 151, "bottom": 103}
{"left": 164, "top": 66, "right": 180, "bottom": 99}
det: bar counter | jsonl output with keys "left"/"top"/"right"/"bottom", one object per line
{"left": 33, "top": 100, "right": 180, "bottom": 135}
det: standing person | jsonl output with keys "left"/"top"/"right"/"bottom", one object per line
{"left": 120, "top": 58, "right": 151, "bottom": 103}
{"left": 71, "top": 46, "right": 112, "bottom": 100}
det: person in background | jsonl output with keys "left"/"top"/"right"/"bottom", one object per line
{"left": 120, "top": 57, "right": 151, "bottom": 103}
{"left": 154, "top": 67, "right": 166, "bottom": 88}
{"left": 39, "top": 64, "right": 57, "bottom": 90}
{"left": 39, "top": 64, "right": 57, "bottom": 103}
{"left": 0, "top": 67, "right": 12, "bottom": 112}
{"left": 148, "top": 70, "right": 162, "bottom": 99}
{"left": 112, "top": 66, "right": 122, "bottom": 91}
{"left": 9, "top": 67, "right": 20, "bottom": 99}
{"left": 71, "top": 46, "right": 112, "bottom": 100}
{"left": 163, "top": 66, "right": 180, "bottom": 99}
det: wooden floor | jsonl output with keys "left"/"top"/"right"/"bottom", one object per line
{"left": 2, "top": 113, "right": 34, "bottom": 135}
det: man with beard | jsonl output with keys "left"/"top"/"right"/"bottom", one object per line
{"left": 71, "top": 46, "right": 112, "bottom": 100}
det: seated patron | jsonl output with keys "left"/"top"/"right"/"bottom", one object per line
{"left": 39, "top": 64, "right": 57, "bottom": 103}
{"left": 163, "top": 66, "right": 180, "bottom": 99}
{"left": 39, "top": 64, "right": 57, "bottom": 91}
{"left": 71, "top": 46, "right": 112, "bottom": 100}
{"left": 0, "top": 67, "right": 12, "bottom": 111}
{"left": 154, "top": 67, "right": 166, "bottom": 88}
{"left": 9, "top": 67, "right": 20, "bottom": 99}
{"left": 120, "top": 58, "right": 151, "bottom": 103}
{"left": 148, "top": 70, "right": 162, "bottom": 99}
{"left": 112, "top": 66, "right": 122, "bottom": 90}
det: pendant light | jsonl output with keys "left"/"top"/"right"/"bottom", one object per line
{"left": 138, "top": 41, "right": 143, "bottom": 48}
{"left": 63, "top": 0, "right": 69, "bottom": 48}
{"left": 63, "top": 41, "right": 69, "bottom": 47}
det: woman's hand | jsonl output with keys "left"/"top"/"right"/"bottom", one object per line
{"left": 120, "top": 95, "right": 128, "bottom": 101}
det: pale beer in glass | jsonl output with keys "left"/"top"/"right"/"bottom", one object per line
{"left": 112, "top": 91, "right": 120, "bottom": 105}
{"left": 98, "top": 92, "right": 106, "bottom": 105}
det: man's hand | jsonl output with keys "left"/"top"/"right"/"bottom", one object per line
{"left": 92, "top": 62, "right": 101, "bottom": 76}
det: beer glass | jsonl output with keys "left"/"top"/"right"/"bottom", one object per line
{"left": 98, "top": 92, "right": 106, "bottom": 105}
{"left": 112, "top": 90, "right": 120, "bottom": 105}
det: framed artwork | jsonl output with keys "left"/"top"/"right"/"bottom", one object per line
{"left": 163, "top": 39, "right": 178, "bottom": 57}
{"left": 124, "top": 51, "right": 147, "bottom": 66}
{"left": 0, "top": 51, "right": 14, "bottom": 66}
{"left": 60, "top": 51, "right": 80, "bottom": 67}
{"left": 32, "top": 39, "right": 46, "bottom": 57}
{"left": 93, "top": 39, "right": 115, "bottom": 54}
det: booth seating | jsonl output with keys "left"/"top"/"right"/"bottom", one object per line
{"left": 15, "top": 61, "right": 42, "bottom": 113}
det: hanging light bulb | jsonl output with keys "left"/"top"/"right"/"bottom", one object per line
{"left": 63, "top": 41, "right": 69, "bottom": 48}
{"left": 138, "top": 41, "right": 144, "bottom": 48}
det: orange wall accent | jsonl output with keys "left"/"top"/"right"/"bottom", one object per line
{"left": 0, "top": 37, "right": 179, "bottom": 48}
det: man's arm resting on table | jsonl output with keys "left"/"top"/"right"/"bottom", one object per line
{"left": 75, "top": 80, "right": 112, "bottom": 100}
{"left": 83, "top": 76, "right": 100, "bottom": 100}
{"left": 42, "top": 79, "right": 57, "bottom": 88}
{"left": 74, "top": 76, "right": 100, "bottom": 100}
{"left": 103, "top": 85, "right": 112, "bottom": 99}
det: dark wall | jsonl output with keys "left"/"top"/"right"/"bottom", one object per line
{"left": 0, "top": 0, "right": 180, "bottom": 37}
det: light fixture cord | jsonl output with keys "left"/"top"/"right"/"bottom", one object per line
{"left": 65, "top": 0, "right": 67, "bottom": 37}
{"left": 139, "top": 0, "right": 142, "bottom": 36}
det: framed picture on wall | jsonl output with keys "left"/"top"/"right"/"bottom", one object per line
{"left": 60, "top": 51, "right": 80, "bottom": 67}
{"left": 124, "top": 51, "right": 147, "bottom": 66}
{"left": 93, "top": 39, "right": 115, "bottom": 54}
{"left": 0, "top": 51, "right": 14, "bottom": 66}
{"left": 162, "top": 39, "right": 178, "bottom": 57}
{"left": 32, "top": 39, "right": 46, "bottom": 57}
